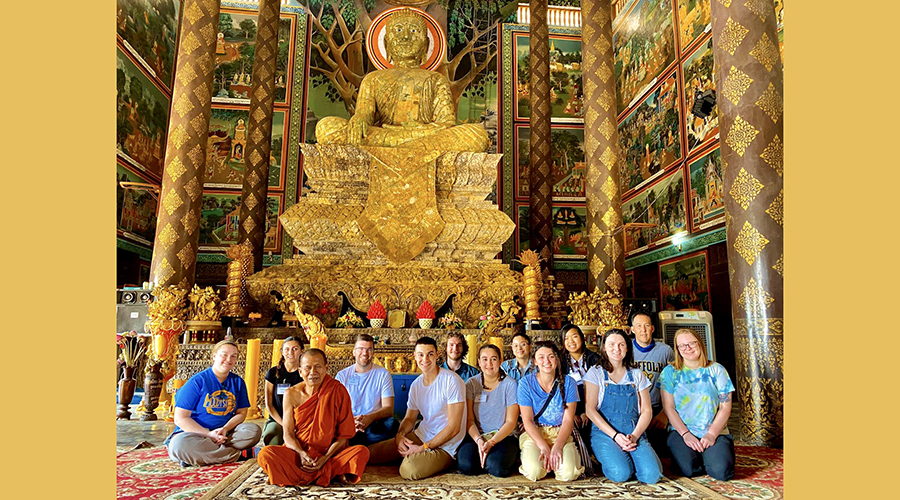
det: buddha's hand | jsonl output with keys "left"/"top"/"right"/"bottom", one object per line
{"left": 348, "top": 116, "right": 368, "bottom": 145}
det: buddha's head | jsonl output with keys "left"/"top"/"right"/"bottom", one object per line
{"left": 384, "top": 9, "right": 429, "bottom": 67}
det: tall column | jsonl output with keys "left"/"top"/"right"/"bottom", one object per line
{"left": 528, "top": 0, "right": 554, "bottom": 276}
{"left": 580, "top": 0, "right": 625, "bottom": 293}
{"left": 710, "top": 0, "right": 784, "bottom": 447}
{"left": 237, "top": 0, "right": 281, "bottom": 272}
{"left": 150, "top": 0, "right": 221, "bottom": 289}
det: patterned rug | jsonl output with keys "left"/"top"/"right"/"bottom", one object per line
{"left": 200, "top": 462, "right": 728, "bottom": 500}
{"left": 693, "top": 446, "right": 783, "bottom": 500}
{"left": 117, "top": 446, "right": 244, "bottom": 500}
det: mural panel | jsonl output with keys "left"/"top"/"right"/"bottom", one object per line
{"left": 622, "top": 166, "right": 687, "bottom": 253}
{"left": 551, "top": 128, "right": 586, "bottom": 201}
{"left": 683, "top": 38, "right": 718, "bottom": 153}
{"left": 676, "top": 0, "right": 711, "bottom": 54}
{"left": 116, "top": 47, "right": 170, "bottom": 178}
{"left": 198, "top": 191, "right": 281, "bottom": 251}
{"left": 213, "top": 10, "right": 293, "bottom": 104}
{"left": 659, "top": 250, "right": 710, "bottom": 311}
{"left": 116, "top": 0, "right": 180, "bottom": 89}
{"left": 205, "top": 107, "right": 286, "bottom": 189}
{"left": 687, "top": 147, "right": 724, "bottom": 231}
{"left": 516, "top": 203, "right": 530, "bottom": 254}
{"left": 515, "top": 126, "right": 531, "bottom": 199}
{"left": 618, "top": 72, "right": 681, "bottom": 196}
{"left": 116, "top": 161, "right": 158, "bottom": 245}
{"left": 613, "top": 0, "right": 676, "bottom": 112}
{"left": 514, "top": 33, "right": 584, "bottom": 122}
{"left": 552, "top": 206, "right": 588, "bottom": 260}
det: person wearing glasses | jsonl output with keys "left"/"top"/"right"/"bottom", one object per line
{"left": 629, "top": 312, "right": 674, "bottom": 453}
{"left": 659, "top": 328, "right": 735, "bottom": 481}
{"left": 335, "top": 333, "right": 399, "bottom": 447}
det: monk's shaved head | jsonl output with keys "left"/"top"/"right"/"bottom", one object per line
{"left": 301, "top": 348, "right": 327, "bottom": 365}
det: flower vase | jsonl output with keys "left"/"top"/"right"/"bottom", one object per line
{"left": 117, "top": 366, "right": 137, "bottom": 420}
{"left": 370, "top": 318, "right": 384, "bottom": 328}
{"left": 419, "top": 318, "right": 432, "bottom": 329}
{"left": 141, "top": 363, "right": 164, "bottom": 421}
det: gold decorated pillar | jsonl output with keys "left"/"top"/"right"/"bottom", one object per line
{"left": 580, "top": 0, "right": 625, "bottom": 293}
{"left": 149, "top": 0, "right": 221, "bottom": 289}
{"left": 710, "top": 0, "right": 784, "bottom": 447}
{"left": 237, "top": 0, "right": 281, "bottom": 272}
{"left": 528, "top": 0, "right": 554, "bottom": 274}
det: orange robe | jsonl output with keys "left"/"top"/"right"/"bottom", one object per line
{"left": 258, "top": 375, "right": 369, "bottom": 486}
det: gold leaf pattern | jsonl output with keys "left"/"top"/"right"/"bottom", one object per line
{"left": 598, "top": 89, "right": 613, "bottom": 112}
{"left": 197, "top": 52, "right": 214, "bottom": 76}
{"left": 585, "top": 135, "right": 599, "bottom": 156}
{"left": 155, "top": 257, "right": 175, "bottom": 285}
{"left": 245, "top": 192, "right": 259, "bottom": 211}
{"left": 599, "top": 117, "right": 616, "bottom": 141}
{"left": 583, "top": 24, "right": 595, "bottom": 42}
{"left": 187, "top": 144, "right": 204, "bottom": 170}
{"left": 158, "top": 223, "right": 178, "bottom": 250}
{"left": 162, "top": 188, "right": 184, "bottom": 216}
{"left": 190, "top": 114, "right": 206, "bottom": 135}
{"left": 252, "top": 107, "right": 267, "bottom": 123}
{"left": 243, "top": 217, "right": 257, "bottom": 234}
{"left": 588, "top": 222, "right": 602, "bottom": 246}
{"left": 606, "top": 269, "right": 623, "bottom": 291}
{"left": 185, "top": 177, "right": 201, "bottom": 202}
{"left": 606, "top": 237, "right": 621, "bottom": 262}
{"left": 738, "top": 277, "right": 775, "bottom": 319}
{"left": 586, "top": 164, "right": 601, "bottom": 187}
{"left": 595, "top": 34, "right": 611, "bottom": 56}
{"left": 249, "top": 150, "right": 263, "bottom": 167}
{"left": 589, "top": 254, "right": 605, "bottom": 278}
{"left": 202, "top": 0, "right": 217, "bottom": 13}
{"left": 177, "top": 62, "right": 198, "bottom": 87}
{"left": 584, "top": 78, "right": 597, "bottom": 98}
{"left": 750, "top": 33, "right": 779, "bottom": 72}
{"left": 584, "top": 107, "right": 599, "bottom": 128}
{"left": 250, "top": 129, "right": 264, "bottom": 143}
{"left": 730, "top": 167, "right": 765, "bottom": 210}
{"left": 593, "top": 4, "right": 610, "bottom": 27}
{"left": 167, "top": 157, "right": 187, "bottom": 182}
{"left": 766, "top": 189, "right": 784, "bottom": 226}
{"left": 600, "top": 147, "right": 616, "bottom": 169}
{"left": 181, "top": 32, "right": 201, "bottom": 54}
{"left": 248, "top": 170, "right": 261, "bottom": 187}
{"left": 734, "top": 221, "right": 769, "bottom": 265}
{"left": 601, "top": 206, "right": 621, "bottom": 230}
{"left": 744, "top": 0, "right": 771, "bottom": 21}
{"left": 169, "top": 125, "right": 190, "bottom": 150}
{"left": 193, "top": 83, "right": 210, "bottom": 105}
{"left": 596, "top": 62, "right": 612, "bottom": 83}
{"left": 601, "top": 175, "right": 618, "bottom": 201}
{"left": 177, "top": 244, "right": 195, "bottom": 269}
{"left": 722, "top": 66, "right": 753, "bottom": 106}
{"left": 760, "top": 135, "right": 784, "bottom": 177}
{"left": 717, "top": 0, "right": 733, "bottom": 7}
{"left": 755, "top": 82, "right": 783, "bottom": 123}
{"left": 173, "top": 93, "right": 195, "bottom": 118}
{"left": 199, "top": 21, "right": 216, "bottom": 46}
{"left": 184, "top": 2, "right": 203, "bottom": 25}
{"left": 181, "top": 209, "right": 198, "bottom": 235}
{"left": 773, "top": 254, "right": 784, "bottom": 277}
{"left": 719, "top": 17, "right": 749, "bottom": 56}
{"left": 254, "top": 86, "right": 268, "bottom": 101}
{"left": 726, "top": 115, "right": 760, "bottom": 157}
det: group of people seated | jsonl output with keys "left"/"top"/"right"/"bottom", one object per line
{"left": 164, "top": 312, "right": 736, "bottom": 488}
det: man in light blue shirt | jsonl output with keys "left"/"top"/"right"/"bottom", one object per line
{"left": 500, "top": 332, "right": 537, "bottom": 381}
{"left": 335, "top": 333, "right": 398, "bottom": 446}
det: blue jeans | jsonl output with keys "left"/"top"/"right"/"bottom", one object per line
{"left": 349, "top": 416, "right": 400, "bottom": 447}
{"left": 457, "top": 434, "right": 520, "bottom": 477}
{"left": 666, "top": 430, "right": 734, "bottom": 481}
{"left": 590, "top": 426, "right": 662, "bottom": 483}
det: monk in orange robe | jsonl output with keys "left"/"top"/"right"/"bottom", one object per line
{"left": 258, "top": 349, "right": 369, "bottom": 486}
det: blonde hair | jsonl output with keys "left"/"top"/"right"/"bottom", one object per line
{"left": 671, "top": 328, "right": 711, "bottom": 370}
{"left": 212, "top": 340, "right": 239, "bottom": 356}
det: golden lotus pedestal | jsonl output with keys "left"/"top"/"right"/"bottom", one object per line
{"left": 246, "top": 143, "right": 521, "bottom": 326}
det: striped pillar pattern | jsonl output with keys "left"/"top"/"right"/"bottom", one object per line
{"left": 580, "top": 0, "right": 625, "bottom": 293}
{"left": 237, "top": 0, "right": 281, "bottom": 272}
{"left": 150, "top": 0, "right": 221, "bottom": 289}
{"left": 528, "top": 0, "right": 554, "bottom": 275}
{"left": 710, "top": 0, "right": 784, "bottom": 447}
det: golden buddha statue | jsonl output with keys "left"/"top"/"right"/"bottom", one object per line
{"left": 315, "top": 9, "right": 489, "bottom": 153}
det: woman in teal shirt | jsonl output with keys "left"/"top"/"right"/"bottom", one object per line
{"left": 659, "top": 328, "right": 735, "bottom": 481}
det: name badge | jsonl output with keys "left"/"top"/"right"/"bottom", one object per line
{"left": 276, "top": 383, "right": 289, "bottom": 395}
{"left": 568, "top": 372, "right": 582, "bottom": 382}
{"left": 478, "top": 393, "right": 488, "bottom": 403}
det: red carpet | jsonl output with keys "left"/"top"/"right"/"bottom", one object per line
{"left": 693, "top": 445, "right": 783, "bottom": 500}
{"left": 117, "top": 446, "right": 243, "bottom": 499}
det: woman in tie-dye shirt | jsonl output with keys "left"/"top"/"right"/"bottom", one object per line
{"left": 659, "top": 328, "right": 735, "bottom": 481}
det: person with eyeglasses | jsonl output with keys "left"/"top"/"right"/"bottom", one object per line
{"left": 629, "top": 312, "right": 674, "bottom": 454}
{"left": 334, "top": 334, "right": 399, "bottom": 447}
{"left": 263, "top": 336, "right": 305, "bottom": 446}
{"left": 659, "top": 328, "right": 735, "bottom": 481}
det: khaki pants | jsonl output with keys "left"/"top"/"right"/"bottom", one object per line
{"left": 367, "top": 431, "right": 454, "bottom": 480}
{"left": 518, "top": 426, "right": 584, "bottom": 482}
{"left": 167, "top": 422, "right": 261, "bottom": 466}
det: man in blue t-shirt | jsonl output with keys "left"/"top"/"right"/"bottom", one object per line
{"left": 335, "top": 333, "right": 399, "bottom": 446}
{"left": 166, "top": 341, "right": 262, "bottom": 466}
{"left": 630, "top": 312, "right": 675, "bottom": 454}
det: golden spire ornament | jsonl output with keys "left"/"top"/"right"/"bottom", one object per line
{"left": 515, "top": 250, "right": 544, "bottom": 323}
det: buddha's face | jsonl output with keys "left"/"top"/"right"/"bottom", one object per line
{"left": 385, "top": 14, "right": 428, "bottom": 65}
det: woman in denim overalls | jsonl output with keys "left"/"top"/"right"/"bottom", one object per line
{"left": 584, "top": 329, "right": 663, "bottom": 483}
